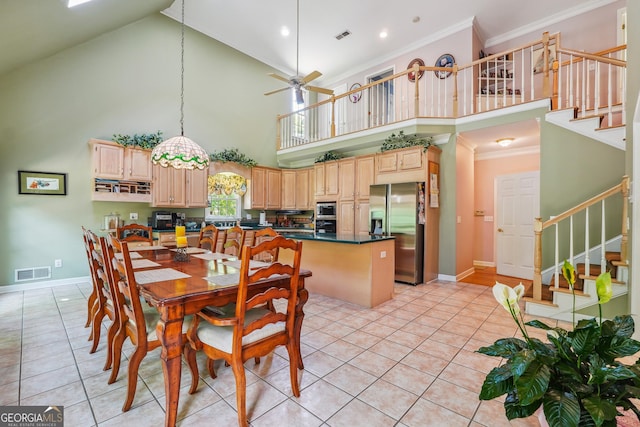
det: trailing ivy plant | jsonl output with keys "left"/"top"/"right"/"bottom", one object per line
{"left": 209, "top": 148, "right": 257, "bottom": 167}
{"left": 112, "top": 131, "right": 163, "bottom": 149}
{"left": 314, "top": 151, "right": 344, "bottom": 163}
{"left": 380, "top": 131, "right": 433, "bottom": 152}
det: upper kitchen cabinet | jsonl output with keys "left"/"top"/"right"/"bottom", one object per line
{"left": 151, "top": 164, "right": 207, "bottom": 208}
{"left": 282, "top": 167, "right": 313, "bottom": 210}
{"left": 375, "top": 146, "right": 426, "bottom": 184}
{"left": 314, "top": 161, "right": 339, "bottom": 201}
{"left": 249, "top": 166, "right": 281, "bottom": 210}
{"left": 90, "top": 139, "right": 152, "bottom": 202}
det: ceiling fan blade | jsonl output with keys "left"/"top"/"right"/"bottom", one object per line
{"left": 268, "top": 73, "right": 291, "bottom": 84}
{"left": 306, "top": 85, "right": 334, "bottom": 95}
{"left": 264, "top": 87, "right": 290, "bottom": 96}
{"left": 300, "top": 70, "right": 322, "bottom": 84}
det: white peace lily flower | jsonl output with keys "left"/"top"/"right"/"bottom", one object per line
{"left": 492, "top": 282, "right": 521, "bottom": 315}
{"left": 513, "top": 283, "right": 525, "bottom": 300}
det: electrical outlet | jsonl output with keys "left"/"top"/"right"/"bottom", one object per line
{"left": 380, "top": 251, "right": 387, "bottom": 258}
{"left": 130, "top": 212, "right": 138, "bottom": 220}
{"left": 54, "top": 259, "right": 62, "bottom": 268}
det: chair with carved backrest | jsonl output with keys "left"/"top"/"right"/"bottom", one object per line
{"left": 85, "top": 229, "right": 121, "bottom": 369}
{"left": 184, "top": 235, "right": 303, "bottom": 427}
{"left": 222, "top": 225, "right": 246, "bottom": 259}
{"left": 104, "top": 234, "right": 193, "bottom": 411}
{"left": 251, "top": 227, "right": 280, "bottom": 262}
{"left": 198, "top": 224, "right": 220, "bottom": 252}
{"left": 116, "top": 224, "right": 153, "bottom": 248}
{"left": 82, "top": 226, "right": 100, "bottom": 332}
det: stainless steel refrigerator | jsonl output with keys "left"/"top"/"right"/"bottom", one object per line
{"left": 369, "top": 182, "right": 425, "bottom": 285}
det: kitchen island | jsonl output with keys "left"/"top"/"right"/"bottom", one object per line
{"left": 279, "top": 233, "right": 395, "bottom": 308}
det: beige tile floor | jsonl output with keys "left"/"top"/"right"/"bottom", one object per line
{"left": 0, "top": 280, "right": 559, "bottom": 426}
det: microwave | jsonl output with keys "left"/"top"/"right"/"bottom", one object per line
{"left": 316, "top": 202, "right": 336, "bottom": 219}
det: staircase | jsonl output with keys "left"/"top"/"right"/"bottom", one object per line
{"left": 525, "top": 176, "right": 630, "bottom": 321}
{"left": 546, "top": 106, "right": 626, "bottom": 150}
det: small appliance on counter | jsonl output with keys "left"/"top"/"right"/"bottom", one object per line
{"left": 152, "top": 211, "right": 173, "bottom": 230}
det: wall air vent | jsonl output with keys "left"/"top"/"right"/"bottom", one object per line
{"left": 15, "top": 266, "right": 51, "bottom": 282}
{"left": 335, "top": 30, "right": 351, "bottom": 40}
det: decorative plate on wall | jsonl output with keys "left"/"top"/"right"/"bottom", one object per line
{"left": 434, "top": 54, "right": 455, "bottom": 79}
{"left": 407, "top": 58, "right": 425, "bottom": 82}
{"left": 349, "top": 83, "right": 362, "bottom": 103}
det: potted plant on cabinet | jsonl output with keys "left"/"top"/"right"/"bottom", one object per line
{"left": 477, "top": 262, "right": 640, "bottom": 427}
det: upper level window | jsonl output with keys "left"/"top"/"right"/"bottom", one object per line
{"left": 292, "top": 90, "right": 306, "bottom": 139}
{"left": 205, "top": 173, "right": 247, "bottom": 221}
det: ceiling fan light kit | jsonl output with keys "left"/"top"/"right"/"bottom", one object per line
{"left": 264, "top": 0, "right": 333, "bottom": 104}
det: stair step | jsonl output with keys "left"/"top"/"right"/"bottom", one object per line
{"left": 571, "top": 113, "right": 604, "bottom": 126}
{"left": 579, "top": 275, "right": 625, "bottom": 285}
{"left": 611, "top": 260, "right": 628, "bottom": 267}
{"left": 549, "top": 287, "right": 590, "bottom": 298}
{"left": 523, "top": 296, "right": 558, "bottom": 307}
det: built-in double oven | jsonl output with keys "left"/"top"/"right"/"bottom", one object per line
{"left": 315, "top": 202, "right": 337, "bottom": 233}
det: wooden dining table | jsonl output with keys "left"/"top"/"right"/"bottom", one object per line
{"left": 129, "top": 246, "right": 311, "bottom": 427}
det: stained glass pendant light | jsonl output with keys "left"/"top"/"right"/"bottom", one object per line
{"left": 151, "top": 0, "right": 209, "bottom": 170}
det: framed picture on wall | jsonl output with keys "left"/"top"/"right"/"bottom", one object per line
{"left": 18, "top": 170, "right": 67, "bottom": 195}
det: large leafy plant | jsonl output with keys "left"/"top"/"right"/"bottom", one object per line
{"left": 380, "top": 131, "right": 433, "bottom": 152}
{"left": 209, "top": 148, "right": 257, "bottom": 167}
{"left": 478, "top": 264, "right": 640, "bottom": 427}
{"left": 112, "top": 131, "right": 163, "bottom": 149}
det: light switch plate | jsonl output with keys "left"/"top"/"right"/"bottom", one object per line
{"left": 484, "top": 216, "right": 494, "bottom": 222}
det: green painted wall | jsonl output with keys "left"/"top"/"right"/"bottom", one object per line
{"left": 0, "top": 14, "right": 288, "bottom": 286}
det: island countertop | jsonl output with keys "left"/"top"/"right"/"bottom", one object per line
{"left": 278, "top": 232, "right": 395, "bottom": 244}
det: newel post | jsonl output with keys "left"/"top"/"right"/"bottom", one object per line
{"left": 413, "top": 63, "right": 420, "bottom": 118}
{"left": 542, "top": 31, "right": 551, "bottom": 98}
{"left": 276, "top": 115, "right": 283, "bottom": 150}
{"left": 533, "top": 217, "right": 543, "bottom": 301}
{"left": 621, "top": 175, "right": 629, "bottom": 263}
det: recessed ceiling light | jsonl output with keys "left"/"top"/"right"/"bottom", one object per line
{"left": 379, "top": 30, "right": 388, "bottom": 39}
{"left": 281, "top": 26, "right": 290, "bottom": 37}
{"left": 496, "top": 138, "right": 514, "bottom": 147}
{"left": 66, "top": 0, "right": 95, "bottom": 7}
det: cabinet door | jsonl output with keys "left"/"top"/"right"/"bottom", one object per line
{"left": 356, "top": 200, "right": 370, "bottom": 235}
{"left": 338, "top": 159, "right": 355, "bottom": 201}
{"left": 93, "top": 143, "right": 124, "bottom": 179}
{"left": 314, "top": 164, "right": 325, "bottom": 197}
{"left": 356, "top": 155, "right": 375, "bottom": 199}
{"left": 307, "top": 167, "right": 315, "bottom": 209}
{"left": 266, "top": 168, "right": 281, "bottom": 209}
{"left": 398, "top": 147, "right": 423, "bottom": 171}
{"left": 126, "top": 149, "right": 152, "bottom": 181}
{"left": 152, "top": 165, "right": 185, "bottom": 207}
{"left": 377, "top": 152, "right": 397, "bottom": 173}
{"left": 281, "top": 170, "right": 297, "bottom": 209}
{"left": 186, "top": 168, "right": 208, "bottom": 208}
{"left": 325, "top": 162, "right": 339, "bottom": 197}
{"left": 250, "top": 167, "right": 266, "bottom": 209}
{"left": 294, "top": 169, "right": 309, "bottom": 210}
{"left": 338, "top": 201, "right": 355, "bottom": 234}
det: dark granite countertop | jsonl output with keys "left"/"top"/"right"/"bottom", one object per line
{"left": 278, "top": 232, "right": 395, "bottom": 244}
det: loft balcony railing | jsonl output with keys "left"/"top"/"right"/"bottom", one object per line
{"left": 276, "top": 32, "right": 627, "bottom": 151}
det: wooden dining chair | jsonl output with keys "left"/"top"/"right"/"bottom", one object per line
{"left": 251, "top": 227, "right": 280, "bottom": 262}
{"left": 198, "top": 224, "right": 220, "bottom": 252}
{"left": 116, "top": 224, "right": 153, "bottom": 248}
{"left": 184, "top": 235, "right": 303, "bottom": 427}
{"left": 85, "top": 229, "right": 121, "bottom": 369}
{"left": 82, "top": 226, "right": 100, "bottom": 330}
{"left": 222, "top": 225, "right": 246, "bottom": 258}
{"left": 104, "top": 234, "right": 192, "bottom": 412}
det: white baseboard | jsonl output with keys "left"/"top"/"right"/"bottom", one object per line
{"left": 0, "top": 276, "right": 91, "bottom": 294}
{"left": 473, "top": 260, "right": 495, "bottom": 267}
{"left": 437, "top": 274, "right": 457, "bottom": 282}
{"left": 456, "top": 268, "right": 475, "bottom": 281}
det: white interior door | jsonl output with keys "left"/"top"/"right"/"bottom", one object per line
{"left": 496, "top": 171, "right": 540, "bottom": 279}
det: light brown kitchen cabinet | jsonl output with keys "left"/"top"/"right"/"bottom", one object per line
{"left": 90, "top": 139, "right": 152, "bottom": 202}
{"left": 152, "top": 165, "right": 186, "bottom": 207}
{"left": 377, "top": 146, "right": 423, "bottom": 173}
{"left": 296, "top": 168, "right": 312, "bottom": 210}
{"left": 283, "top": 167, "right": 312, "bottom": 210}
{"left": 281, "top": 170, "right": 296, "bottom": 209}
{"left": 338, "top": 159, "right": 355, "bottom": 201}
{"left": 314, "top": 161, "right": 339, "bottom": 201}
{"left": 249, "top": 166, "right": 281, "bottom": 210}
{"left": 338, "top": 155, "right": 374, "bottom": 234}
{"left": 355, "top": 155, "right": 375, "bottom": 199}
{"left": 185, "top": 167, "right": 208, "bottom": 208}
{"left": 338, "top": 201, "right": 355, "bottom": 234}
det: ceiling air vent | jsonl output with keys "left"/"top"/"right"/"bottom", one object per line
{"left": 335, "top": 30, "right": 351, "bottom": 40}
{"left": 15, "top": 266, "right": 51, "bottom": 282}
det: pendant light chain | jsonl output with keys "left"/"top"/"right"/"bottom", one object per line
{"left": 179, "top": 0, "right": 185, "bottom": 137}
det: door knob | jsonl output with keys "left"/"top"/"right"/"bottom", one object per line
{"left": 497, "top": 228, "right": 504, "bottom": 232}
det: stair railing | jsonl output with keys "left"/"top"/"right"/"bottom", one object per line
{"left": 531, "top": 176, "right": 629, "bottom": 301}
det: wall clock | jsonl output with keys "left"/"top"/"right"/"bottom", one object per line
{"left": 434, "top": 54, "right": 455, "bottom": 79}
{"left": 349, "top": 83, "right": 362, "bottom": 103}
{"left": 406, "top": 58, "right": 425, "bottom": 82}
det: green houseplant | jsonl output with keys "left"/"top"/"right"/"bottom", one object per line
{"left": 112, "top": 131, "right": 163, "bottom": 149}
{"left": 380, "top": 131, "right": 433, "bottom": 152}
{"left": 209, "top": 148, "right": 257, "bottom": 167}
{"left": 478, "top": 263, "right": 640, "bottom": 427}
{"left": 314, "top": 151, "right": 344, "bottom": 163}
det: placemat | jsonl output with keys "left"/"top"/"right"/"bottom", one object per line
{"left": 193, "top": 252, "right": 234, "bottom": 261}
{"left": 222, "top": 260, "right": 271, "bottom": 270}
{"left": 170, "top": 247, "right": 208, "bottom": 254}
{"left": 115, "top": 252, "right": 143, "bottom": 260}
{"left": 204, "top": 273, "right": 240, "bottom": 288}
{"left": 131, "top": 259, "right": 161, "bottom": 269}
{"left": 132, "top": 245, "right": 167, "bottom": 251}
{"left": 135, "top": 268, "right": 191, "bottom": 284}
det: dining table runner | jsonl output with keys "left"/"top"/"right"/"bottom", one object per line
{"left": 222, "top": 260, "right": 271, "bottom": 270}
{"left": 115, "top": 251, "right": 143, "bottom": 260}
{"left": 134, "top": 268, "right": 191, "bottom": 284}
{"left": 204, "top": 273, "right": 240, "bottom": 288}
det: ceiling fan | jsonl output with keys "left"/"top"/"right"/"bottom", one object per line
{"left": 264, "top": 0, "right": 333, "bottom": 104}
